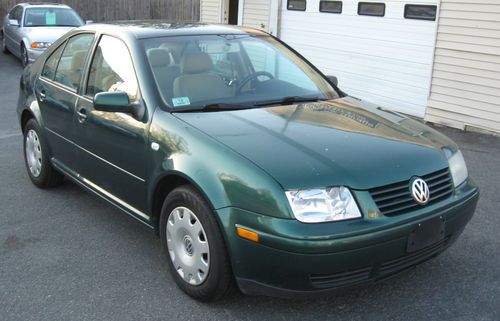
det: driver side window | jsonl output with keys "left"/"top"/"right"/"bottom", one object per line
{"left": 86, "top": 35, "right": 138, "bottom": 101}
{"left": 9, "top": 6, "right": 22, "bottom": 22}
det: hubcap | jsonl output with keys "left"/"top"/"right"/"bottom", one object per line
{"left": 25, "top": 129, "right": 42, "bottom": 177}
{"left": 166, "top": 207, "right": 209, "bottom": 285}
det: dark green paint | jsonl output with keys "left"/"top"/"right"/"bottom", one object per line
{"left": 93, "top": 91, "right": 132, "bottom": 113}
{"left": 17, "top": 21, "right": 479, "bottom": 295}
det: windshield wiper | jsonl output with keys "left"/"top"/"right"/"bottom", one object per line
{"left": 174, "top": 103, "right": 254, "bottom": 113}
{"left": 254, "top": 96, "right": 325, "bottom": 107}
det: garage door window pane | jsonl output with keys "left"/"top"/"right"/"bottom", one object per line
{"left": 358, "top": 2, "right": 385, "bottom": 17}
{"left": 404, "top": 5, "right": 437, "bottom": 21}
{"left": 288, "top": 0, "right": 306, "bottom": 11}
{"left": 320, "top": 1, "right": 342, "bottom": 13}
{"left": 54, "top": 34, "right": 94, "bottom": 90}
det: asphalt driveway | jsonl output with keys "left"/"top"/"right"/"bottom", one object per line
{"left": 0, "top": 50, "right": 499, "bottom": 321}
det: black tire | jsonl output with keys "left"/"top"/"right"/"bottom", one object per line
{"left": 23, "top": 119, "right": 64, "bottom": 188}
{"left": 160, "top": 185, "right": 235, "bottom": 301}
{"left": 1, "top": 31, "right": 8, "bottom": 54}
{"left": 20, "top": 43, "right": 28, "bottom": 67}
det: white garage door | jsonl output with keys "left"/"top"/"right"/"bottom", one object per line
{"left": 280, "top": 0, "right": 439, "bottom": 117}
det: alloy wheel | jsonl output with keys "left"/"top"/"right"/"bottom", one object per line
{"left": 166, "top": 206, "right": 210, "bottom": 285}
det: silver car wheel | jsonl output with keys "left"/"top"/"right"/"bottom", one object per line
{"left": 166, "top": 206, "right": 210, "bottom": 285}
{"left": 25, "top": 129, "right": 42, "bottom": 177}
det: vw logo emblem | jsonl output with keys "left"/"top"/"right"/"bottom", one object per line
{"left": 183, "top": 235, "right": 194, "bottom": 256}
{"left": 411, "top": 178, "right": 430, "bottom": 205}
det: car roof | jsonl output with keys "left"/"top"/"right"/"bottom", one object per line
{"left": 19, "top": 2, "right": 71, "bottom": 8}
{"left": 78, "top": 20, "right": 268, "bottom": 39}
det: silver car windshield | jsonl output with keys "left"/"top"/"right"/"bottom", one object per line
{"left": 23, "top": 8, "right": 83, "bottom": 27}
{"left": 142, "top": 34, "right": 340, "bottom": 111}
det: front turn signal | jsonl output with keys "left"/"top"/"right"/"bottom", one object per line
{"left": 236, "top": 226, "right": 259, "bottom": 242}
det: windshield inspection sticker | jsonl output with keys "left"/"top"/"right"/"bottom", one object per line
{"left": 45, "top": 12, "right": 56, "bottom": 25}
{"left": 172, "top": 97, "right": 191, "bottom": 107}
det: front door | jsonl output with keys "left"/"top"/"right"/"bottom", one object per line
{"left": 35, "top": 33, "right": 95, "bottom": 169}
{"left": 74, "top": 34, "right": 149, "bottom": 216}
{"left": 4, "top": 5, "right": 23, "bottom": 54}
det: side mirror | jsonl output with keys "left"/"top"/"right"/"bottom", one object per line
{"left": 85, "top": 20, "right": 94, "bottom": 25}
{"left": 93, "top": 91, "right": 132, "bottom": 113}
{"left": 327, "top": 75, "right": 338, "bottom": 87}
{"left": 8, "top": 19, "right": 20, "bottom": 27}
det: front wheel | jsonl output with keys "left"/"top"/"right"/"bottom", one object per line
{"left": 160, "top": 185, "right": 235, "bottom": 301}
{"left": 1, "top": 31, "right": 8, "bottom": 54}
{"left": 23, "top": 119, "right": 64, "bottom": 188}
{"left": 20, "top": 44, "right": 28, "bottom": 67}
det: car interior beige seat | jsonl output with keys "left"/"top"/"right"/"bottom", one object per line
{"left": 173, "top": 52, "right": 232, "bottom": 104}
{"left": 147, "top": 48, "right": 180, "bottom": 101}
{"left": 71, "top": 50, "right": 88, "bottom": 88}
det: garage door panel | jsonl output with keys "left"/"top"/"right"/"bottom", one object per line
{"left": 285, "top": 33, "right": 435, "bottom": 65}
{"left": 280, "top": 0, "right": 439, "bottom": 117}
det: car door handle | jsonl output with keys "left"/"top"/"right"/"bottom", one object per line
{"left": 77, "top": 108, "right": 88, "bottom": 123}
{"left": 39, "top": 90, "right": 46, "bottom": 102}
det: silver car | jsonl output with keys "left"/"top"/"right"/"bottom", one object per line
{"left": 1, "top": 3, "right": 86, "bottom": 66}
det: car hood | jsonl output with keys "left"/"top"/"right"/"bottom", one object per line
{"left": 174, "top": 97, "right": 455, "bottom": 190}
{"left": 24, "top": 27, "right": 75, "bottom": 43}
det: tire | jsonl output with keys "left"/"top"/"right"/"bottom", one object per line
{"left": 160, "top": 185, "right": 235, "bottom": 301}
{"left": 20, "top": 43, "right": 28, "bottom": 67}
{"left": 23, "top": 119, "right": 64, "bottom": 188}
{"left": 1, "top": 31, "right": 8, "bottom": 54}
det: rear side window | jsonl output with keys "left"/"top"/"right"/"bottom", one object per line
{"left": 41, "top": 43, "right": 65, "bottom": 80}
{"left": 54, "top": 33, "right": 94, "bottom": 90}
{"left": 404, "top": 4, "right": 437, "bottom": 21}
{"left": 320, "top": 1, "right": 342, "bottom": 14}
{"left": 358, "top": 2, "right": 385, "bottom": 17}
{"left": 288, "top": 0, "right": 306, "bottom": 11}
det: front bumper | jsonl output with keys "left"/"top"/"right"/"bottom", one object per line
{"left": 27, "top": 48, "right": 45, "bottom": 63}
{"left": 217, "top": 180, "right": 479, "bottom": 297}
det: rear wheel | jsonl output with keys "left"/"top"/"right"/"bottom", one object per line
{"left": 160, "top": 185, "right": 235, "bottom": 301}
{"left": 20, "top": 43, "right": 28, "bottom": 67}
{"left": 23, "top": 119, "right": 64, "bottom": 188}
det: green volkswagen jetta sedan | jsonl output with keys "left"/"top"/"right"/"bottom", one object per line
{"left": 17, "top": 21, "right": 479, "bottom": 301}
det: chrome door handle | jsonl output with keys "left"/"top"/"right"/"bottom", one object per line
{"left": 77, "top": 108, "right": 87, "bottom": 123}
{"left": 39, "top": 91, "right": 46, "bottom": 102}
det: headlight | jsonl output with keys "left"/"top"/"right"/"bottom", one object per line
{"left": 31, "top": 42, "right": 52, "bottom": 49}
{"left": 285, "top": 187, "right": 362, "bottom": 223}
{"left": 448, "top": 150, "right": 468, "bottom": 187}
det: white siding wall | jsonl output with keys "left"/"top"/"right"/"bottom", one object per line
{"left": 425, "top": 0, "right": 500, "bottom": 133}
{"left": 241, "top": 0, "right": 271, "bottom": 30}
{"left": 200, "top": 0, "right": 222, "bottom": 23}
{"left": 280, "top": 0, "right": 439, "bottom": 117}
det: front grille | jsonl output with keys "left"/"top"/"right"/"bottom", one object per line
{"left": 309, "top": 237, "right": 450, "bottom": 289}
{"left": 310, "top": 267, "right": 372, "bottom": 289}
{"left": 369, "top": 168, "right": 454, "bottom": 216}
{"left": 378, "top": 237, "right": 449, "bottom": 277}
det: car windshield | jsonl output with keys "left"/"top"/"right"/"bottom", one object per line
{"left": 24, "top": 8, "right": 83, "bottom": 27}
{"left": 142, "top": 34, "right": 340, "bottom": 111}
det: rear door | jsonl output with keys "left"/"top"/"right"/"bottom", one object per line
{"left": 74, "top": 34, "right": 149, "bottom": 216}
{"left": 35, "top": 33, "right": 95, "bottom": 170}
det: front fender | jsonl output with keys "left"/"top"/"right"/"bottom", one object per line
{"left": 147, "top": 111, "right": 293, "bottom": 220}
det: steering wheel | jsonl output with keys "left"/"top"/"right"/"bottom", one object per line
{"left": 236, "top": 71, "right": 274, "bottom": 95}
